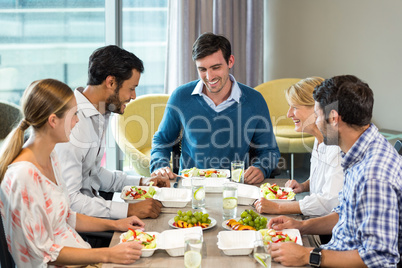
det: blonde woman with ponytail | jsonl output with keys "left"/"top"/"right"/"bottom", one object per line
{"left": 0, "top": 79, "right": 145, "bottom": 267}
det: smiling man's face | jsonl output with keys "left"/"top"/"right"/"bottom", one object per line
{"left": 106, "top": 69, "right": 141, "bottom": 114}
{"left": 314, "top": 101, "right": 339, "bottom": 145}
{"left": 195, "top": 50, "right": 234, "bottom": 96}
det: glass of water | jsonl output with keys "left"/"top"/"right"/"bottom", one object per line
{"left": 253, "top": 239, "right": 271, "bottom": 268}
{"left": 222, "top": 182, "right": 238, "bottom": 220}
{"left": 231, "top": 161, "right": 244, "bottom": 183}
{"left": 184, "top": 232, "right": 203, "bottom": 268}
{"left": 192, "top": 177, "right": 206, "bottom": 209}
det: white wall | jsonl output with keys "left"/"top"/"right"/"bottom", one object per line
{"left": 264, "top": 0, "right": 402, "bottom": 131}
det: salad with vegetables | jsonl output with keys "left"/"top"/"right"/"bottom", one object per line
{"left": 122, "top": 184, "right": 157, "bottom": 200}
{"left": 181, "top": 167, "right": 227, "bottom": 178}
{"left": 120, "top": 229, "right": 157, "bottom": 249}
{"left": 260, "top": 182, "right": 295, "bottom": 200}
{"left": 259, "top": 229, "right": 298, "bottom": 244}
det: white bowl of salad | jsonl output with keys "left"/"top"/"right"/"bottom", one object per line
{"left": 260, "top": 182, "right": 296, "bottom": 201}
{"left": 259, "top": 228, "right": 302, "bottom": 245}
{"left": 120, "top": 185, "right": 159, "bottom": 203}
{"left": 120, "top": 229, "right": 158, "bottom": 257}
{"left": 180, "top": 167, "right": 230, "bottom": 178}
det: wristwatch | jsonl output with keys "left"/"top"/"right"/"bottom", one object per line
{"left": 309, "top": 247, "right": 322, "bottom": 267}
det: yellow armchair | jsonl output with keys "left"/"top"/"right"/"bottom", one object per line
{"left": 111, "top": 94, "right": 170, "bottom": 177}
{"left": 254, "top": 78, "right": 315, "bottom": 179}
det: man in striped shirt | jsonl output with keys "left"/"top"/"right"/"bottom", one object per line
{"left": 267, "top": 75, "right": 402, "bottom": 267}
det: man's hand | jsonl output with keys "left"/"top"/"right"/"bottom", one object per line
{"left": 254, "top": 197, "right": 279, "bottom": 214}
{"left": 267, "top": 215, "right": 302, "bottom": 231}
{"left": 151, "top": 166, "right": 177, "bottom": 180}
{"left": 114, "top": 216, "right": 145, "bottom": 232}
{"left": 271, "top": 242, "right": 311, "bottom": 267}
{"left": 244, "top": 166, "right": 264, "bottom": 184}
{"left": 128, "top": 199, "right": 162, "bottom": 219}
{"left": 140, "top": 175, "right": 170, "bottom": 187}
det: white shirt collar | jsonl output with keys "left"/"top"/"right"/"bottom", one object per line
{"left": 75, "top": 87, "right": 102, "bottom": 118}
{"left": 191, "top": 74, "right": 241, "bottom": 103}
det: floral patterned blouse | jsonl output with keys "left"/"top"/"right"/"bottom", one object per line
{"left": 0, "top": 151, "right": 90, "bottom": 267}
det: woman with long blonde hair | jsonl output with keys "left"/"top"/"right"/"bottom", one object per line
{"left": 0, "top": 79, "right": 144, "bottom": 267}
{"left": 255, "top": 77, "right": 344, "bottom": 220}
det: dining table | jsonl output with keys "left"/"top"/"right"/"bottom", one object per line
{"left": 102, "top": 178, "right": 311, "bottom": 268}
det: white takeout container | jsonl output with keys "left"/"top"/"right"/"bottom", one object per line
{"left": 237, "top": 183, "right": 260, "bottom": 205}
{"left": 153, "top": 188, "right": 191, "bottom": 207}
{"left": 217, "top": 230, "right": 261, "bottom": 256}
{"left": 120, "top": 227, "right": 203, "bottom": 257}
{"left": 120, "top": 186, "right": 160, "bottom": 203}
{"left": 158, "top": 226, "right": 203, "bottom": 256}
{"left": 182, "top": 177, "right": 231, "bottom": 193}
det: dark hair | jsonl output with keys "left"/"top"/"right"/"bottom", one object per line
{"left": 87, "top": 45, "right": 144, "bottom": 89}
{"left": 192, "top": 32, "right": 232, "bottom": 63}
{"left": 313, "top": 75, "right": 373, "bottom": 127}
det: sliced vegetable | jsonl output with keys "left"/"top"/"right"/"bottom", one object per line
{"left": 259, "top": 229, "right": 297, "bottom": 244}
{"left": 120, "top": 230, "right": 156, "bottom": 249}
{"left": 180, "top": 167, "right": 227, "bottom": 178}
{"left": 260, "top": 183, "right": 296, "bottom": 200}
{"left": 122, "top": 186, "right": 156, "bottom": 201}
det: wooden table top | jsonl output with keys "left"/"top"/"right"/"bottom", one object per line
{"left": 103, "top": 178, "right": 310, "bottom": 268}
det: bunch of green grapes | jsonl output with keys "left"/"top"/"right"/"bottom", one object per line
{"left": 238, "top": 209, "right": 267, "bottom": 231}
{"left": 174, "top": 210, "right": 211, "bottom": 225}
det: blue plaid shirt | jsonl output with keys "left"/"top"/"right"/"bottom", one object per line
{"left": 321, "top": 124, "right": 402, "bottom": 267}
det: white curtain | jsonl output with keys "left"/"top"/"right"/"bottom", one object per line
{"left": 164, "top": 0, "right": 264, "bottom": 94}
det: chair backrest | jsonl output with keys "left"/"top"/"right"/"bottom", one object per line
{"left": 112, "top": 94, "right": 170, "bottom": 176}
{"left": 0, "top": 216, "right": 15, "bottom": 267}
{"left": 0, "top": 101, "right": 23, "bottom": 140}
{"left": 254, "top": 78, "right": 301, "bottom": 127}
{"left": 395, "top": 140, "right": 402, "bottom": 156}
{"left": 113, "top": 94, "right": 170, "bottom": 153}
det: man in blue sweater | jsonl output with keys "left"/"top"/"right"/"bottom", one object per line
{"left": 150, "top": 33, "right": 280, "bottom": 184}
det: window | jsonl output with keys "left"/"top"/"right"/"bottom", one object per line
{"left": 122, "top": 0, "right": 167, "bottom": 96}
{"left": 0, "top": 0, "right": 167, "bottom": 104}
{"left": 0, "top": 0, "right": 105, "bottom": 104}
{"left": 0, "top": 1, "right": 168, "bottom": 172}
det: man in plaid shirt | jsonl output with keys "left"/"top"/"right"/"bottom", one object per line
{"left": 267, "top": 75, "right": 402, "bottom": 267}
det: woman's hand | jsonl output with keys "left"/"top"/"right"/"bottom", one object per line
{"left": 106, "top": 241, "right": 142, "bottom": 264}
{"left": 285, "top": 180, "right": 304, "bottom": 193}
{"left": 114, "top": 216, "right": 145, "bottom": 232}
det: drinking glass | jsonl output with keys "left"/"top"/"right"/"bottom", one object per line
{"left": 222, "top": 182, "right": 238, "bottom": 220}
{"left": 231, "top": 161, "right": 244, "bottom": 183}
{"left": 253, "top": 239, "right": 271, "bottom": 268}
{"left": 184, "top": 232, "right": 203, "bottom": 268}
{"left": 191, "top": 177, "right": 206, "bottom": 209}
